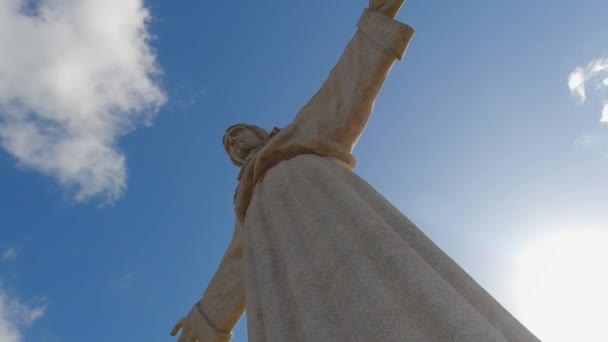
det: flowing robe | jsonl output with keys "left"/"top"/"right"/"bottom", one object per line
{"left": 194, "top": 8, "right": 539, "bottom": 342}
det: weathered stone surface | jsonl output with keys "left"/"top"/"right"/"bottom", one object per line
{"left": 172, "top": 2, "right": 539, "bottom": 341}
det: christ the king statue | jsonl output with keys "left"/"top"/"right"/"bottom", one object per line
{"left": 171, "top": 1, "right": 539, "bottom": 341}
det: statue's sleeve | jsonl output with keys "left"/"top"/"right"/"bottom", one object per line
{"left": 292, "top": 8, "right": 414, "bottom": 153}
{"left": 193, "top": 222, "right": 245, "bottom": 341}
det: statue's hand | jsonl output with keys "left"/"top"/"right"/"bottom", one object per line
{"left": 171, "top": 316, "right": 196, "bottom": 342}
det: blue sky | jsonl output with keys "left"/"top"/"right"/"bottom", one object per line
{"left": 1, "top": 1, "right": 608, "bottom": 341}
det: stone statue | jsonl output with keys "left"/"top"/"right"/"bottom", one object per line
{"left": 172, "top": 1, "right": 539, "bottom": 341}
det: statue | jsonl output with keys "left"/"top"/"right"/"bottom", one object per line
{"left": 172, "top": 1, "right": 539, "bottom": 341}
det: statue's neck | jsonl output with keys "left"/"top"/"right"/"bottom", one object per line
{"left": 237, "top": 145, "right": 263, "bottom": 181}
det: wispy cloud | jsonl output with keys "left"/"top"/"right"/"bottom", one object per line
{"left": 112, "top": 272, "right": 134, "bottom": 290}
{"left": 568, "top": 58, "right": 608, "bottom": 123}
{"left": 1, "top": 248, "right": 17, "bottom": 262}
{"left": 0, "top": 0, "right": 166, "bottom": 203}
{"left": 0, "top": 288, "right": 46, "bottom": 342}
{"left": 573, "top": 133, "right": 601, "bottom": 149}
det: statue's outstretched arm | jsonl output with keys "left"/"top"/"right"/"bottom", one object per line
{"left": 292, "top": 2, "right": 414, "bottom": 153}
{"left": 172, "top": 222, "right": 245, "bottom": 342}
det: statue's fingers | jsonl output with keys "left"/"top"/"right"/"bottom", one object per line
{"left": 170, "top": 318, "right": 186, "bottom": 336}
{"left": 177, "top": 327, "right": 193, "bottom": 342}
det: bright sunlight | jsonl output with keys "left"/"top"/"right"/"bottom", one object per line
{"left": 514, "top": 231, "right": 608, "bottom": 341}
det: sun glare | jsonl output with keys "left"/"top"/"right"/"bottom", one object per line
{"left": 514, "top": 231, "right": 608, "bottom": 341}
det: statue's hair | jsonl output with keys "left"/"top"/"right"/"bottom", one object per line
{"left": 222, "top": 124, "right": 269, "bottom": 166}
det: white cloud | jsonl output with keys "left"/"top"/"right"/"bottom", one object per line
{"left": 1, "top": 248, "right": 17, "bottom": 262}
{"left": 0, "top": 0, "right": 166, "bottom": 202}
{"left": 0, "top": 289, "right": 46, "bottom": 342}
{"left": 568, "top": 67, "right": 586, "bottom": 102}
{"left": 602, "top": 104, "right": 608, "bottom": 124}
{"left": 568, "top": 57, "right": 608, "bottom": 123}
{"left": 568, "top": 58, "right": 608, "bottom": 103}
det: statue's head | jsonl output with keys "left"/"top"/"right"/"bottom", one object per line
{"left": 223, "top": 124, "right": 269, "bottom": 167}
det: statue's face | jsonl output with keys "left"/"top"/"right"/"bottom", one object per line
{"left": 224, "top": 126, "right": 264, "bottom": 165}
